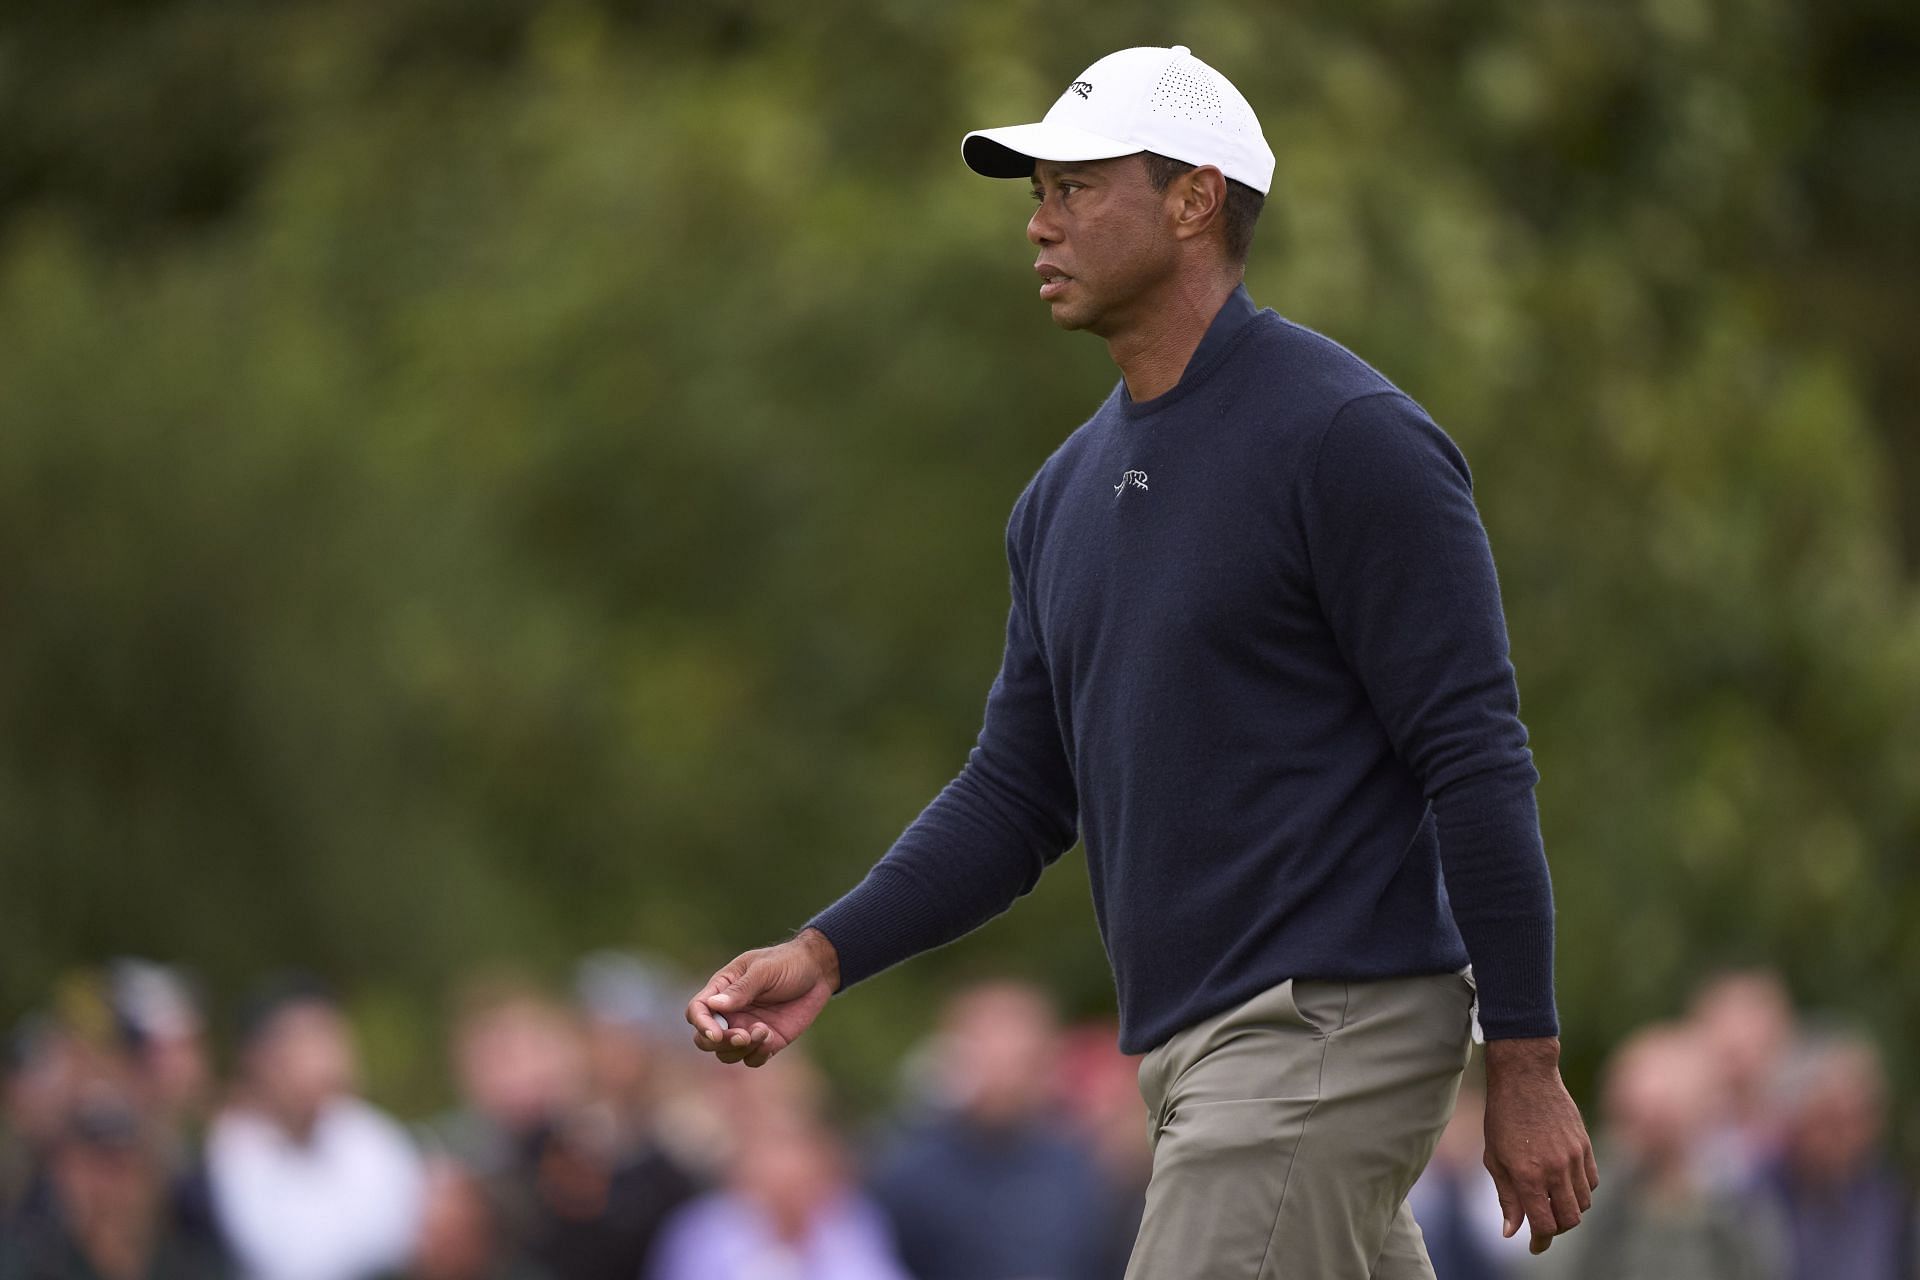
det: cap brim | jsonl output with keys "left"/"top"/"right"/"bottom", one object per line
{"left": 961, "top": 122, "right": 1144, "bottom": 179}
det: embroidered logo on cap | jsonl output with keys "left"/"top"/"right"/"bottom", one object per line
{"left": 1069, "top": 80, "right": 1094, "bottom": 100}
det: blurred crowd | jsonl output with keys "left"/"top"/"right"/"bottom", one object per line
{"left": 3, "top": 960, "right": 1912, "bottom": 1280}
{"left": 1414, "top": 969, "right": 1917, "bottom": 1280}
{"left": 1, "top": 958, "right": 1145, "bottom": 1280}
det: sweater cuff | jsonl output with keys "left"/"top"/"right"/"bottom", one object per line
{"left": 1471, "top": 912, "right": 1559, "bottom": 1041}
{"left": 803, "top": 864, "right": 952, "bottom": 991}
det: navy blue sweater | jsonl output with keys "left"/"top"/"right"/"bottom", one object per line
{"left": 809, "top": 287, "right": 1557, "bottom": 1052}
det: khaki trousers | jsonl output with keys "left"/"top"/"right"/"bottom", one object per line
{"left": 1124, "top": 972, "right": 1476, "bottom": 1280}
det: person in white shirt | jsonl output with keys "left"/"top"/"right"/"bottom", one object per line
{"left": 207, "top": 977, "right": 424, "bottom": 1280}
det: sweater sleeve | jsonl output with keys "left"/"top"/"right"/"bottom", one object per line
{"left": 1303, "top": 391, "right": 1558, "bottom": 1039}
{"left": 805, "top": 520, "right": 1080, "bottom": 989}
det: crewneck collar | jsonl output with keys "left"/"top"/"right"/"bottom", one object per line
{"left": 1118, "top": 283, "right": 1260, "bottom": 419}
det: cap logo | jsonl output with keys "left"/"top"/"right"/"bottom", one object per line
{"left": 1069, "top": 80, "right": 1093, "bottom": 100}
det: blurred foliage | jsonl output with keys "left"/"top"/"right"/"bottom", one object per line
{"left": 2, "top": 0, "right": 1917, "bottom": 1134}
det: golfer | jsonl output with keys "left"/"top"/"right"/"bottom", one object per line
{"left": 686, "top": 45, "right": 1598, "bottom": 1277}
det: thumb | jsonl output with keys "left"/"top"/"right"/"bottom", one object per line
{"left": 709, "top": 964, "right": 764, "bottom": 1008}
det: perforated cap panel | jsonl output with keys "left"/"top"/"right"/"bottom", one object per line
{"left": 1148, "top": 60, "right": 1225, "bottom": 126}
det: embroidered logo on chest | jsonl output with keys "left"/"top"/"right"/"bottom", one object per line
{"left": 1113, "top": 469, "right": 1150, "bottom": 499}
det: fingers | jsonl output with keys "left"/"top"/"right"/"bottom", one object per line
{"left": 1494, "top": 1159, "right": 1591, "bottom": 1255}
{"left": 1552, "top": 1146, "right": 1596, "bottom": 1249}
{"left": 711, "top": 1023, "right": 773, "bottom": 1067}
{"left": 708, "top": 1021, "right": 759, "bottom": 1062}
{"left": 1488, "top": 1164, "right": 1523, "bottom": 1240}
{"left": 1520, "top": 1184, "right": 1557, "bottom": 1253}
{"left": 1585, "top": 1143, "right": 1601, "bottom": 1193}
{"left": 686, "top": 993, "right": 728, "bottom": 1050}
{"left": 1550, "top": 1170, "right": 1585, "bottom": 1240}
{"left": 686, "top": 961, "right": 749, "bottom": 1051}
{"left": 686, "top": 1003, "right": 722, "bottom": 1050}
{"left": 1568, "top": 1161, "right": 1594, "bottom": 1214}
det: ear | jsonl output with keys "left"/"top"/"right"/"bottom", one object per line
{"left": 1169, "top": 165, "right": 1229, "bottom": 245}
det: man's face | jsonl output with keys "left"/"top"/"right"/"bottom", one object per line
{"left": 248, "top": 1002, "right": 357, "bottom": 1131}
{"left": 1027, "top": 155, "right": 1181, "bottom": 334}
{"left": 939, "top": 983, "right": 1057, "bottom": 1128}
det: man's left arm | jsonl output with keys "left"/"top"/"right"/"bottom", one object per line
{"left": 1303, "top": 390, "right": 1598, "bottom": 1254}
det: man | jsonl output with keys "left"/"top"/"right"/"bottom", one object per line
{"left": 686, "top": 45, "right": 1598, "bottom": 1278}
{"left": 865, "top": 982, "right": 1122, "bottom": 1280}
{"left": 1761, "top": 1031, "right": 1916, "bottom": 1280}
{"left": 107, "top": 959, "right": 224, "bottom": 1254}
{"left": 205, "top": 977, "right": 423, "bottom": 1280}
{"left": 0, "top": 1076, "right": 231, "bottom": 1280}
{"left": 646, "top": 1056, "right": 908, "bottom": 1280}
{"left": 521, "top": 960, "right": 701, "bottom": 1280}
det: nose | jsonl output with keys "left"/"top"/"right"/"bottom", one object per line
{"left": 1027, "top": 198, "right": 1059, "bottom": 247}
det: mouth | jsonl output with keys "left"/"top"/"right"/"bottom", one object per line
{"left": 1038, "top": 272, "right": 1074, "bottom": 301}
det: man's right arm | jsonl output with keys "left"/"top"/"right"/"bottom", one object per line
{"left": 687, "top": 541, "right": 1079, "bottom": 1065}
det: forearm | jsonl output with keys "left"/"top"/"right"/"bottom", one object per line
{"left": 806, "top": 758, "right": 1073, "bottom": 988}
{"left": 1432, "top": 767, "right": 1558, "bottom": 1040}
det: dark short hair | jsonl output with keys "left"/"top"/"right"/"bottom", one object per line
{"left": 1140, "top": 153, "right": 1264, "bottom": 263}
{"left": 235, "top": 971, "right": 337, "bottom": 1051}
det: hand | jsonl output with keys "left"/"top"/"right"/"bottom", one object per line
{"left": 685, "top": 928, "right": 841, "bottom": 1068}
{"left": 1483, "top": 1037, "right": 1600, "bottom": 1254}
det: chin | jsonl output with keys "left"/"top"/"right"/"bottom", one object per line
{"left": 1048, "top": 302, "right": 1095, "bottom": 332}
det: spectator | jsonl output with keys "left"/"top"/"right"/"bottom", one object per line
{"left": 4, "top": 1018, "right": 87, "bottom": 1228}
{"left": 1689, "top": 969, "right": 1796, "bottom": 1195}
{"left": 519, "top": 955, "right": 699, "bottom": 1280}
{"left": 865, "top": 982, "right": 1121, "bottom": 1280}
{"left": 1406, "top": 1079, "right": 1522, "bottom": 1280}
{"left": 1762, "top": 1030, "right": 1918, "bottom": 1280}
{"left": 0, "top": 1073, "right": 228, "bottom": 1280}
{"left": 433, "top": 980, "right": 584, "bottom": 1249}
{"left": 205, "top": 976, "right": 423, "bottom": 1280}
{"left": 105, "top": 962, "right": 222, "bottom": 1254}
{"left": 107, "top": 963, "right": 212, "bottom": 1145}
{"left": 648, "top": 1057, "right": 906, "bottom": 1280}
{"left": 1534, "top": 1025, "right": 1778, "bottom": 1280}
{"left": 439, "top": 981, "right": 583, "bottom": 1172}
{"left": 573, "top": 953, "right": 682, "bottom": 1149}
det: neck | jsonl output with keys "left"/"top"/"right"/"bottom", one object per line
{"left": 1104, "top": 269, "right": 1240, "bottom": 402}
{"left": 259, "top": 1097, "right": 324, "bottom": 1146}
{"left": 79, "top": 1216, "right": 155, "bottom": 1280}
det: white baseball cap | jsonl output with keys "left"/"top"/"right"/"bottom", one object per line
{"left": 962, "top": 46, "right": 1275, "bottom": 195}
